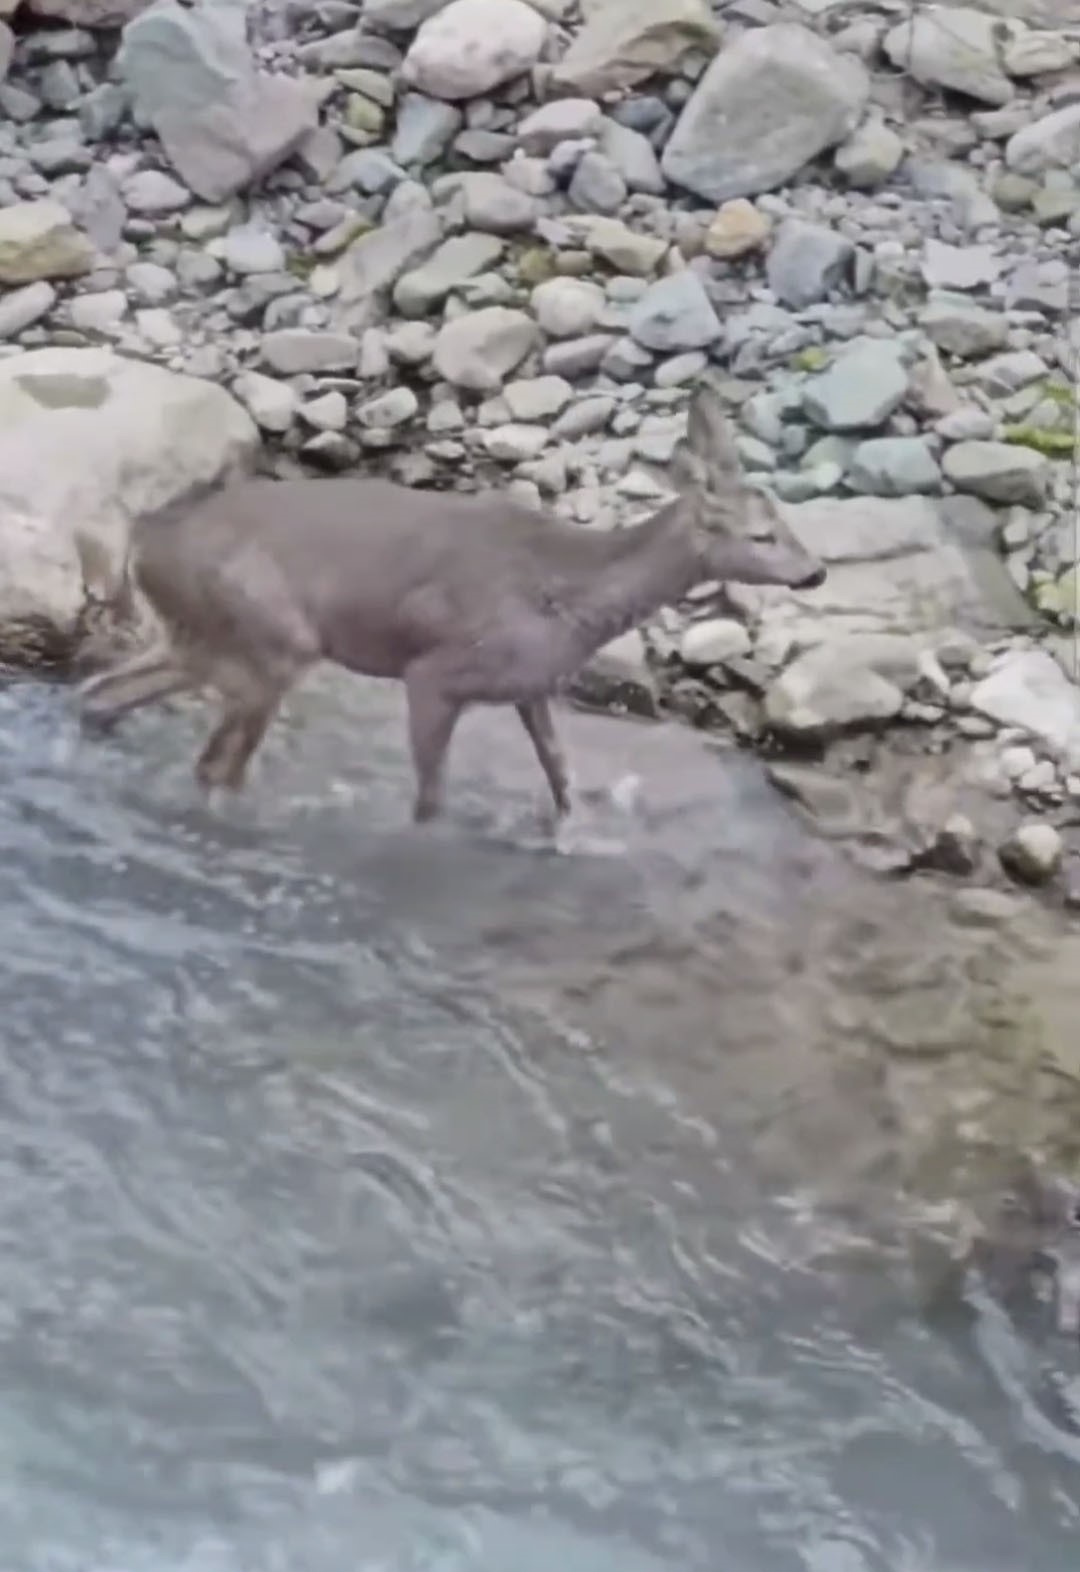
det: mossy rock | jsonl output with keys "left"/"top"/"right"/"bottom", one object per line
{"left": 790, "top": 346, "right": 830, "bottom": 373}
{"left": 515, "top": 245, "right": 559, "bottom": 286}
{"left": 1002, "top": 424, "right": 1076, "bottom": 457}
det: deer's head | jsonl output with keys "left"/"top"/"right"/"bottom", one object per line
{"left": 671, "top": 381, "right": 826, "bottom": 592}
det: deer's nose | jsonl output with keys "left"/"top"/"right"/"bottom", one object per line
{"left": 795, "top": 563, "right": 826, "bottom": 590}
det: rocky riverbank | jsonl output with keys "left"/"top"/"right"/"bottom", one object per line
{"left": 1, "top": 0, "right": 1080, "bottom": 890}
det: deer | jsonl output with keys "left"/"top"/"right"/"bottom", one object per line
{"left": 77, "top": 379, "right": 825, "bottom": 825}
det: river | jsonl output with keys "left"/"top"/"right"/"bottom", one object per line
{"left": 1, "top": 670, "right": 1079, "bottom": 1571}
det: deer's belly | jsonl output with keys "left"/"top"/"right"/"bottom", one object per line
{"left": 434, "top": 620, "right": 582, "bottom": 704}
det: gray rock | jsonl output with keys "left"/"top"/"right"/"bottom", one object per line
{"left": 432, "top": 305, "right": 539, "bottom": 390}
{"left": 484, "top": 422, "right": 549, "bottom": 462}
{"left": 0, "top": 199, "right": 94, "bottom": 284}
{"left": 222, "top": 226, "right": 285, "bottom": 275}
{"left": 122, "top": 168, "right": 192, "bottom": 216}
{"left": 834, "top": 115, "right": 904, "bottom": 188}
{"left": 392, "top": 231, "right": 503, "bottom": 315}
{"left": 1005, "top": 258, "right": 1068, "bottom": 313}
{"left": 503, "top": 374, "right": 573, "bottom": 420}
{"left": 392, "top": 93, "right": 462, "bottom": 166}
{"left": 330, "top": 148, "right": 406, "bottom": 196}
{"left": 79, "top": 82, "right": 128, "bottom": 141}
{"left": 847, "top": 437, "right": 942, "bottom": 497}
{"left": 883, "top": 8, "right": 1015, "bottom": 106}
{"left": 802, "top": 341, "right": 909, "bottom": 432}
{"left": 920, "top": 293, "right": 1009, "bottom": 358}
{"left": 567, "top": 150, "right": 627, "bottom": 215}
{"left": 335, "top": 203, "right": 443, "bottom": 328}
{"left": 234, "top": 369, "right": 298, "bottom": 433}
{"left": 1006, "top": 104, "right": 1080, "bottom": 176}
{"left": 627, "top": 269, "right": 721, "bottom": 353}
{"left": 260, "top": 330, "right": 360, "bottom": 375}
{"left": 921, "top": 239, "right": 1002, "bottom": 291}
{"left": 69, "top": 290, "right": 127, "bottom": 333}
{"left": 970, "top": 649, "right": 1080, "bottom": 767}
{"left": 549, "top": 0, "right": 718, "bottom": 99}
{"left": 401, "top": 0, "right": 546, "bottom": 100}
{"left": 970, "top": 348, "right": 1047, "bottom": 395}
{"left": 679, "top": 618, "right": 751, "bottom": 667}
{"left": 544, "top": 334, "right": 614, "bottom": 379}
{"left": 765, "top": 635, "right": 915, "bottom": 739}
{"left": 661, "top": 23, "right": 868, "bottom": 202}
{"left": 942, "top": 442, "right": 1050, "bottom": 507}
{"left": 0, "top": 279, "right": 55, "bottom": 338}
{"left": 598, "top": 117, "right": 664, "bottom": 194}
{"left": 124, "top": 260, "right": 176, "bottom": 304}
{"left": 118, "top": 0, "right": 317, "bottom": 203}
{"left": 356, "top": 386, "right": 419, "bottom": 428}
{"left": 766, "top": 219, "right": 853, "bottom": 307}
{"left": 436, "top": 170, "right": 539, "bottom": 233}
{"left": 531, "top": 276, "right": 605, "bottom": 338}
{"left": 518, "top": 98, "right": 603, "bottom": 154}
{"left": 998, "top": 821, "right": 1063, "bottom": 886}
{"left": 552, "top": 393, "right": 615, "bottom": 436}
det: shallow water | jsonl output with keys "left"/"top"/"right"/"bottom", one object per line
{"left": 2, "top": 671, "right": 1080, "bottom": 1571}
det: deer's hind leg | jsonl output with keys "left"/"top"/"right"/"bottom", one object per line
{"left": 195, "top": 658, "right": 308, "bottom": 791}
{"left": 516, "top": 699, "right": 571, "bottom": 818}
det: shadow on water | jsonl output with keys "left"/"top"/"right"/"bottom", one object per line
{"left": 2, "top": 670, "right": 1080, "bottom": 1570}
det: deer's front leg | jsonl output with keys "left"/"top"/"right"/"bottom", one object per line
{"left": 516, "top": 698, "right": 571, "bottom": 819}
{"left": 405, "top": 667, "right": 463, "bottom": 823}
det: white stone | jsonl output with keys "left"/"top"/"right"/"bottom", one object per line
{"left": 0, "top": 346, "right": 256, "bottom": 666}
{"left": 402, "top": 0, "right": 547, "bottom": 101}
{"left": 679, "top": 618, "right": 752, "bottom": 667}
{"left": 233, "top": 370, "right": 298, "bottom": 434}
{"left": 221, "top": 226, "right": 286, "bottom": 275}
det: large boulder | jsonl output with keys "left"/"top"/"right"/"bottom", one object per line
{"left": 661, "top": 24, "right": 869, "bottom": 203}
{"left": 118, "top": 0, "right": 319, "bottom": 203}
{"left": 0, "top": 348, "right": 257, "bottom": 668}
{"left": 550, "top": 0, "right": 718, "bottom": 99}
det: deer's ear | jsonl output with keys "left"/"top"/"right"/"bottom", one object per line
{"left": 685, "top": 382, "right": 739, "bottom": 476}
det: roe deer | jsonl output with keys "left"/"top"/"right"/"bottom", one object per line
{"left": 78, "top": 379, "right": 825, "bottom": 824}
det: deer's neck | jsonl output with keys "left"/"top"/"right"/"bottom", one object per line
{"left": 566, "top": 502, "right": 701, "bottom": 654}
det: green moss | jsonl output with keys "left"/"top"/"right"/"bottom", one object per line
{"left": 1039, "top": 379, "right": 1076, "bottom": 409}
{"left": 285, "top": 250, "right": 317, "bottom": 280}
{"left": 1001, "top": 424, "right": 1076, "bottom": 456}
{"left": 791, "top": 346, "right": 829, "bottom": 373}
{"left": 515, "top": 245, "right": 558, "bottom": 286}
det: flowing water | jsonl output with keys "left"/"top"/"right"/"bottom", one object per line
{"left": 2, "top": 670, "right": 1080, "bottom": 1572}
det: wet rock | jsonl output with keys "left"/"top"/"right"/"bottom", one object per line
{"left": 679, "top": 618, "right": 751, "bottom": 667}
{"left": 661, "top": 24, "right": 868, "bottom": 203}
{"left": 0, "top": 199, "right": 94, "bottom": 284}
{"left": 883, "top": 7, "right": 1016, "bottom": 107}
{"left": 432, "top": 305, "right": 538, "bottom": 390}
{"left": 942, "top": 442, "right": 1050, "bottom": 507}
{"left": 550, "top": 0, "right": 717, "bottom": 99}
{"left": 970, "top": 650, "right": 1080, "bottom": 768}
{"left": 764, "top": 635, "right": 922, "bottom": 740}
{"left": 998, "top": 821, "right": 1063, "bottom": 886}
{"left": 119, "top": 0, "right": 317, "bottom": 203}
{"left": 627, "top": 270, "right": 721, "bottom": 353}
{"left": 402, "top": 0, "right": 546, "bottom": 100}
{"left": 573, "top": 627, "right": 659, "bottom": 716}
{"left": 802, "top": 341, "right": 908, "bottom": 432}
{"left": 766, "top": 219, "right": 853, "bottom": 308}
{"left": 0, "top": 346, "right": 256, "bottom": 667}
{"left": 24, "top": 0, "right": 147, "bottom": 20}
{"left": 950, "top": 887, "right": 1027, "bottom": 927}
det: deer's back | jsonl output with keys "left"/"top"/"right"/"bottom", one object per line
{"left": 132, "top": 476, "right": 613, "bottom": 685}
